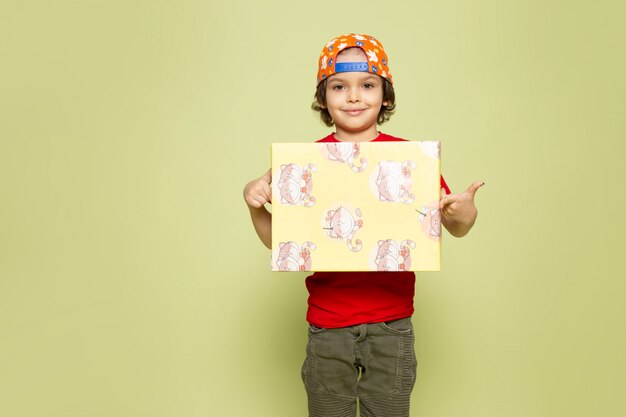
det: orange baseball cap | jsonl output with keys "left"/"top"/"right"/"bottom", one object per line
{"left": 317, "top": 33, "right": 392, "bottom": 85}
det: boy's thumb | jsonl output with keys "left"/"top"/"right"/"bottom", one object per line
{"left": 467, "top": 181, "right": 485, "bottom": 196}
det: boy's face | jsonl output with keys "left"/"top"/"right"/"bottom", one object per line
{"left": 324, "top": 48, "right": 385, "bottom": 140}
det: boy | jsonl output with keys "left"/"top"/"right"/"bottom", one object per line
{"left": 243, "top": 33, "right": 483, "bottom": 417}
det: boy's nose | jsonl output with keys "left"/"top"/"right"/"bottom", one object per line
{"left": 347, "top": 88, "right": 360, "bottom": 102}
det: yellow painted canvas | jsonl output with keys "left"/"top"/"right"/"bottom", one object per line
{"left": 271, "top": 142, "right": 441, "bottom": 272}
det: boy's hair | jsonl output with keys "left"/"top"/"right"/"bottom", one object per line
{"left": 311, "top": 78, "right": 396, "bottom": 127}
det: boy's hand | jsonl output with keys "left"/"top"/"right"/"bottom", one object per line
{"left": 439, "top": 181, "right": 484, "bottom": 237}
{"left": 244, "top": 169, "right": 273, "bottom": 208}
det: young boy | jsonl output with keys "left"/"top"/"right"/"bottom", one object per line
{"left": 243, "top": 33, "right": 483, "bottom": 417}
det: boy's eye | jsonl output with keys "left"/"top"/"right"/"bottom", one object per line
{"left": 363, "top": 83, "right": 375, "bottom": 89}
{"left": 332, "top": 85, "right": 345, "bottom": 91}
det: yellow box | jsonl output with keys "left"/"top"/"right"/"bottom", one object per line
{"left": 271, "top": 141, "right": 441, "bottom": 272}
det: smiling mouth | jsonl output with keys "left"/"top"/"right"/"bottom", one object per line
{"left": 343, "top": 109, "right": 366, "bottom": 115}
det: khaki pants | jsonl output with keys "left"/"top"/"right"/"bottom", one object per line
{"left": 301, "top": 317, "right": 417, "bottom": 417}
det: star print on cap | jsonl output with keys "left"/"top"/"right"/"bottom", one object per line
{"left": 317, "top": 33, "right": 392, "bottom": 85}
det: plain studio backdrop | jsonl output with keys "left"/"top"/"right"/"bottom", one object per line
{"left": 1, "top": 1, "right": 625, "bottom": 416}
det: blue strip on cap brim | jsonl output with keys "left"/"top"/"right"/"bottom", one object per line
{"left": 335, "top": 62, "right": 369, "bottom": 73}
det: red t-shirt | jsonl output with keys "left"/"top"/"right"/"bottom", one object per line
{"left": 306, "top": 132, "right": 451, "bottom": 328}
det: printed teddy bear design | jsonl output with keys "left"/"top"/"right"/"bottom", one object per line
{"left": 375, "top": 160, "right": 417, "bottom": 204}
{"left": 325, "top": 143, "right": 367, "bottom": 172}
{"left": 275, "top": 241, "right": 316, "bottom": 271}
{"left": 416, "top": 205, "right": 442, "bottom": 239}
{"left": 374, "top": 239, "right": 416, "bottom": 271}
{"left": 278, "top": 163, "right": 317, "bottom": 207}
{"left": 323, "top": 207, "right": 363, "bottom": 252}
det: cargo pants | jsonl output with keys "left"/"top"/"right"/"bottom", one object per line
{"left": 301, "top": 317, "right": 417, "bottom": 417}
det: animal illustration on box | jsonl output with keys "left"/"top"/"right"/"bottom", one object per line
{"left": 325, "top": 143, "right": 367, "bottom": 172}
{"left": 416, "top": 204, "right": 441, "bottom": 239}
{"left": 275, "top": 241, "right": 316, "bottom": 271}
{"left": 323, "top": 207, "right": 363, "bottom": 252}
{"left": 277, "top": 163, "right": 317, "bottom": 207}
{"left": 374, "top": 239, "right": 416, "bottom": 271}
{"left": 375, "top": 160, "right": 417, "bottom": 204}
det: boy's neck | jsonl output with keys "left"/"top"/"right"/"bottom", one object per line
{"left": 334, "top": 129, "right": 380, "bottom": 143}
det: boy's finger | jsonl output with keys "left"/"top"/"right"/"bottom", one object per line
{"left": 467, "top": 181, "right": 485, "bottom": 196}
{"left": 440, "top": 193, "right": 462, "bottom": 209}
{"left": 439, "top": 188, "right": 447, "bottom": 209}
{"left": 258, "top": 194, "right": 271, "bottom": 206}
{"left": 262, "top": 182, "right": 272, "bottom": 203}
{"left": 248, "top": 196, "right": 263, "bottom": 208}
{"left": 439, "top": 193, "right": 453, "bottom": 209}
